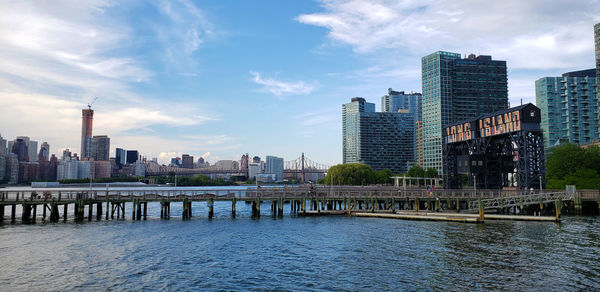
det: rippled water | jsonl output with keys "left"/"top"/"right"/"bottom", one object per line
{"left": 1, "top": 201, "right": 599, "bottom": 291}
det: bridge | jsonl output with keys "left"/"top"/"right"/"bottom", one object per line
{"left": 1, "top": 186, "right": 598, "bottom": 224}
{"left": 145, "top": 153, "right": 330, "bottom": 182}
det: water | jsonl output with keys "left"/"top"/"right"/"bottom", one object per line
{"left": 1, "top": 200, "right": 599, "bottom": 291}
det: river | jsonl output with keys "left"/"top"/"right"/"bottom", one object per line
{"left": 0, "top": 187, "right": 599, "bottom": 290}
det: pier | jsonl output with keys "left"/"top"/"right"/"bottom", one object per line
{"left": 0, "top": 186, "right": 598, "bottom": 224}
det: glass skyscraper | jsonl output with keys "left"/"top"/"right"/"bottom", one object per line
{"left": 421, "top": 51, "right": 508, "bottom": 173}
{"left": 342, "top": 97, "right": 414, "bottom": 174}
{"left": 536, "top": 69, "right": 598, "bottom": 150}
{"left": 381, "top": 88, "right": 422, "bottom": 164}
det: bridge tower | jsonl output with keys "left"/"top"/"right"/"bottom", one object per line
{"left": 301, "top": 152, "right": 305, "bottom": 183}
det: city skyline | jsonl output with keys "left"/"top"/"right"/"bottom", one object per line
{"left": 0, "top": 1, "right": 599, "bottom": 165}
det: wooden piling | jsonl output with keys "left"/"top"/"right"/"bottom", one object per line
{"left": 208, "top": 199, "right": 214, "bottom": 219}
{"left": 63, "top": 204, "right": 67, "bottom": 221}
{"left": 11, "top": 204, "right": 16, "bottom": 222}
{"left": 232, "top": 198, "right": 236, "bottom": 218}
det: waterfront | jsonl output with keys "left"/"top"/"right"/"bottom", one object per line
{"left": 1, "top": 200, "right": 599, "bottom": 291}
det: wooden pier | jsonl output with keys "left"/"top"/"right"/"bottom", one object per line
{"left": 0, "top": 186, "right": 597, "bottom": 224}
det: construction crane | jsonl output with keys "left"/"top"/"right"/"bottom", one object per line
{"left": 87, "top": 97, "right": 98, "bottom": 110}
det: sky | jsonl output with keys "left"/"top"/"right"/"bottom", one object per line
{"left": 1, "top": 0, "right": 599, "bottom": 166}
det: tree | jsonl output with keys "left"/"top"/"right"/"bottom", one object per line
{"left": 407, "top": 165, "right": 425, "bottom": 178}
{"left": 546, "top": 143, "right": 600, "bottom": 189}
{"left": 424, "top": 168, "right": 438, "bottom": 178}
{"left": 323, "top": 163, "right": 378, "bottom": 185}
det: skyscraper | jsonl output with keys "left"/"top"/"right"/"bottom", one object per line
{"left": 91, "top": 135, "right": 110, "bottom": 161}
{"left": 182, "top": 154, "right": 194, "bottom": 169}
{"left": 536, "top": 69, "right": 598, "bottom": 149}
{"left": 11, "top": 138, "right": 29, "bottom": 162}
{"left": 126, "top": 150, "right": 139, "bottom": 164}
{"left": 0, "top": 134, "right": 6, "bottom": 157}
{"left": 38, "top": 142, "right": 49, "bottom": 161}
{"left": 421, "top": 51, "right": 508, "bottom": 172}
{"left": 381, "top": 88, "right": 422, "bottom": 164}
{"left": 343, "top": 97, "right": 415, "bottom": 173}
{"left": 81, "top": 109, "right": 94, "bottom": 158}
{"left": 115, "top": 148, "right": 126, "bottom": 168}
{"left": 14, "top": 136, "right": 37, "bottom": 162}
{"left": 265, "top": 155, "right": 284, "bottom": 181}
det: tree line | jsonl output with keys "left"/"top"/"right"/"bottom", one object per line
{"left": 319, "top": 163, "right": 438, "bottom": 186}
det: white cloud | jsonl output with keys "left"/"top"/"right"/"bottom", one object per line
{"left": 297, "top": 0, "right": 600, "bottom": 103}
{"left": 250, "top": 71, "right": 316, "bottom": 97}
{"left": 0, "top": 1, "right": 220, "bottom": 158}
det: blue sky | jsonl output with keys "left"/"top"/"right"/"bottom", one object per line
{"left": 1, "top": 0, "right": 599, "bottom": 166}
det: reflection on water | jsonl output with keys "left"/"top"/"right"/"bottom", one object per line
{"left": 0, "top": 201, "right": 599, "bottom": 291}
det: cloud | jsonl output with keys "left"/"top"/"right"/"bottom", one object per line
{"left": 250, "top": 71, "right": 316, "bottom": 97}
{"left": 297, "top": 0, "right": 599, "bottom": 68}
{"left": 0, "top": 1, "right": 220, "bottom": 158}
{"left": 297, "top": 0, "right": 600, "bottom": 103}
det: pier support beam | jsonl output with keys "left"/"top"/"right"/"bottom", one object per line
{"left": 208, "top": 199, "right": 214, "bottom": 219}
{"left": 232, "top": 198, "right": 236, "bottom": 218}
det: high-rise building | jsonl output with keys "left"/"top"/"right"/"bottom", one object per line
{"left": 536, "top": 69, "right": 598, "bottom": 149}
{"left": 126, "top": 150, "right": 139, "bottom": 164}
{"left": 182, "top": 154, "right": 194, "bottom": 169}
{"left": 248, "top": 163, "right": 261, "bottom": 180}
{"left": 11, "top": 138, "right": 29, "bottom": 162}
{"left": 28, "top": 140, "right": 38, "bottom": 162}
{"left": 0, "top": 155, "right": 5, "bottom": 181}
{"left": 12, "top": 136, "right": 37, "bottom": 162}
{"left": 240, "top": 154, "right": 249, "bottom": 171}
{"left": 115, "top": 148, "right": 126, "bottom": 168}
{"left": 595, "top": 23, "right": 600, "bottom": 134}
{"left": 381, "top": 88, "right": 422, "bottom": 121}
{"left": 7, "top": 153, "right": 19, "bottom": 184}
{"left": 342, "top": 97, "right": 415, "bottom": 174}
{"left": 91, "top": 135, "right": 110, "bottom": 161}
{"left": 265, "top": 155, "right": 284, "bottom": 181}
{"left": 0, "top": 134, "right": 6, "bottom": 157}
{"left": 421, "top": 51, "right": 508, "bottom": 172}
{"left": 81, "top": 109, "right": 94, "bottom": 158}
{"left": 381, "top": 88, "right": 422, "bottom": 164}
{"left": 38, "top": 142, "right": 50, "bottom": 161}
{"left": 62, "top": 149, "right": 72, "bottom": 161}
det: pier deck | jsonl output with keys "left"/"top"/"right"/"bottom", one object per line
{"left": 0, "top": 186, "right": 597, "bottom": 224}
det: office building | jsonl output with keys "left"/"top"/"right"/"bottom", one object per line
{"left": 27, "top": 140, "right": 38, "bottom": 162}
{"left": 7, "top": 153, "right": 19, "bottom": 184}
{"left": 91, "top": 135, "right": 110, "bottom": 161}
{"left": 342, "top": 97, "right": 415, "bottom": 174}
{"left": 0, "top": 134, "right": 6, "bottom": 157}
{"left": 126, "top": 150, "right": 139, "bottom": 164}
{"left": 265, "top": 155, "right": 284, "bottom": 181}
{"left": 421, "top": 51, "right": 508, "bottom": 172}
{"left": 11, "top": 138, "right": 29, "bottom": 162}
{"left": 0, "top": 155, "right": 5, "bottom": 182}
{"left": 536, "top": 69, "right": 598, "bottom": 149}
{"left": 81, "top": 109, "right": 94, "bottom": 158}
{"left": 248, "top": 163, "right": 261, "bottom": 180}
{"left": 115, "top": 148, "right": 126, "bottom": 168}
{"left": 38, "top": 142, "right": 49, "bottom": 161}
{"left": 381, "top": 88, "right": 422, "bottom": 164}
{"left": 182, "top": 154, "right": 194, "bottom": 169}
